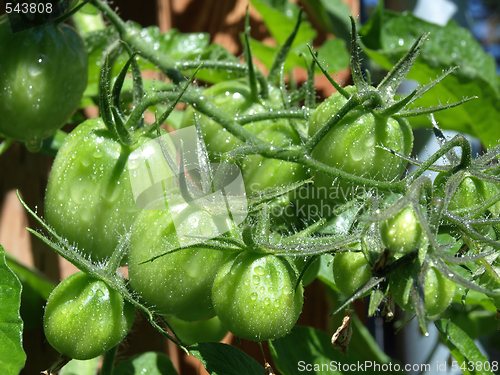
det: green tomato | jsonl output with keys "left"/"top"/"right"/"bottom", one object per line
{"left": 307, "top": 86, "right": 413, "bottom": 204}
{"left": 0, "top": 16, "right": 88, "bottom": 150}
{"left": 434, "top": 171, "right": 500, "bottom": 216}
{"left": 44, "top": 118, "right": 175, "bottom": 262}
{"left": 333, "top": 252, "right": 372, "bottom": 298}
{"left": 43, "top": 272, "right": 135, "bottom": 360}
{"left": 180, "top": 79, "right": 308, "bottom": 194}
{"left": 166, "top": 315, "right": 228, "bottom": 346}
{"left": 390, "top": 265, "right": 455, "bottom": 316}
{"left": 212, "top": 251, "right": 304, "bottom": 341}
{"left": 127, "top": 197, "right": 233, "bottom": 322}
{"left": 380, "top": 206, "right": 422, "bottom": 255}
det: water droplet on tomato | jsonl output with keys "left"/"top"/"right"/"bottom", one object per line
{"left": 254, "top": 266, "right": 265, "bottom": 276}
{"left": 252, "top": 275, "right": 260, "bottom": 285}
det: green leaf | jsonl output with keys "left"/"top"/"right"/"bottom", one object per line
{"left": 83, "top": 25, "right": 212, "bottom": 96}
{"left": 6, "top": 254, "right": 54, "bottom": 330}
{"left": 140, "top": 27, "right": 209, "bottom": 62}
{"left": 0, "top": 245, "right": 26, "bottom": 375}
{"left": 189, "top": 342, "right": 264, "bottom": 375}
{"left": 249, "top": 37, "right": 348, "bottom": 74}
{"left": 315, "top": 38, "right": 350, "bottom": 73}
{"left": 113, "top": 352, "right": 178, "bottom": 375}
{"left": 435, "top": 319, "right": 494, "bottom": 375}
{"left": 360, "top": 10, "right": 500, "bottom": 147}
{"left": 269, "top": 326, "right": 391, "bottom": 374}
{"left": 300, "top": 0, "right": 353, "bottom": 45}
{"left": 59, "top": 357, "right": 100, "bottom": 375}
{"left": 250, "top": 0, "right": 316, "bottom": 46}
{"left": 249, "top": 0, "right": 349, "bottom": 76}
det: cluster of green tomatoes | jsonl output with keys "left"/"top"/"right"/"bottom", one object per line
{"left": 5, "top": 4, "right": 500, "bottom": 365}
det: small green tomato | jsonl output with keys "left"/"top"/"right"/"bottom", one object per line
{"left": 380, "top": 206, "right": 422, "bottom": 254}
{"left": 333, "top": 252, "right": 372, "bottom": 298}
{"left": 43, "top": 272, "right": 135, "bottom": 360}
{"left": 390, "top": 265, "right": 455, "bottom": 317}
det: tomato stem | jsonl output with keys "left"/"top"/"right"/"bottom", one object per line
{"left": 307, "top": 44, "right": 350, "bottom": 98}
{"left": 349, "top": 17, "right": 369, "bottom": 92}
{"left": 267, "top": 10, "right": 303, "bottom": 87}
{"left": 90, "top": 0, "right": 185, "bottom": 84}
{"left": 235, "top": 109, "right": 310, "bottom": 125}
{"left": 51, "top": 0, "right": 91, "bottom": 25}
{"left": 403, "top": 134, "right": 472, "bottom": 188}
{"left": 304, "top": 52, "right": 317, "bottom": 109}
{"left": 100, "top": 345, "right": 118, "bottom": 375}
{"left": 242, "top": 7, "right": 260, "bottom": 102}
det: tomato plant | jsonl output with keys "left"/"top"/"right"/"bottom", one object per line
{"left": 43, "top": 271, "right": 135, "bottom": 360}
{"left": 212, "top": 251, "right": 304, "bottom": 341}
{"left": 0, "top": 15, "right": 87, "bottom": 151}
{"left": 4, "top": 0, "right": 500, "bottom": 374}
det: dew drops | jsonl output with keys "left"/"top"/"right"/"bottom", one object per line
{"left": 254, "top": 266, "right": 265, "bottom": 276}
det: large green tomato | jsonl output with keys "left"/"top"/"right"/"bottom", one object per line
{"left": 212, "top": 251, "right": 304, "bottom": 341}
{"left": 45, "top": 118, "right": 174, "bottom": 262}
{"left": 390, "top": 264, "right": 455, "bottom": 316}
{"left": 180, "top": 80, "right": 308, "bottom": 194}
{"left": 43, "top": 272, "right": 135, "bottom": 360}
{"left": 127, "top": 197, "right": 233, "bottom": 322}
{"left": 307, "top": 86, "right": 413, "bottom": 204}
{"left": 0, "top": 16, "right": 87, "bottom": 150}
